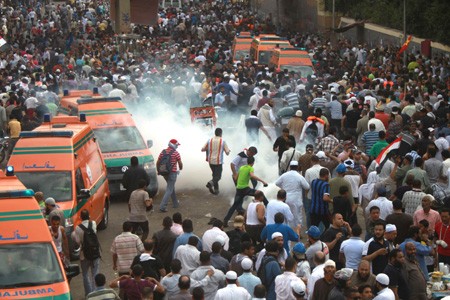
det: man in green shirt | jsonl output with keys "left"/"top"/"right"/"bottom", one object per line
{"left": 369, "top": 131, "right": 389, "bottom": 159}
{"left": 223, "top": 156, "right": 268, "bottom": 227}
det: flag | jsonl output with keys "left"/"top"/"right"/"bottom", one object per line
{"left": 375, "top": 137, "right": 402, "bottom": 167}
{"left": 0, "top": 36, "right": 11, "bottom": 52}
{"left": 397, "top": 35, "right": 412, "bottom": 59}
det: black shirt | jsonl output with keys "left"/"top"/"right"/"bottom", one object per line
{"left": 383, "top": 263, "right": 409, "bottom": 300}
{"left": 332, "top": 196, "right": 352, "bottom": 222}
{"left": 321, "top": 226, "right": 347, "bottom": 264}
{"left": 367, "top": 239, "right": 389, "bottom": 275}
{"left": 273, "top": 135, "right": 296, "bottom": 161}
{"left": 345, "top": 109, "right": 361, "bottom": 129}
{"left": 131, "top": 254, "right": 164, "bottom": 280}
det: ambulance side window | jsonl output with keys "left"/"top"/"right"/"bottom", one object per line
{"left": 75, "top": 168, "right": 85, "bottom": 193}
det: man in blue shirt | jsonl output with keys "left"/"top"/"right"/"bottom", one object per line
{"left": 399, "top": 226, "right": 432, "bottom": 280}
{"left": 310, "top": 168, "right": 332, "bottom": 229}
{"left": 261, "top": 212, "right": 300, "bottom": 255}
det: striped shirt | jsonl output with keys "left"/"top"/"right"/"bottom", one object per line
{"left": 110, "top": 232, "right": 144, "bottom": 273}
{"left": 203, "top": 136, "right": 230, "bottom": 165}
{"left": 361, "top": 130, "right": 379, "bottom": 154}
{"left": 310, "top": 178, "right": 330, "bottom": 215}
{"left": 284, "top": 92, "right": 300, "bottom": 109}
{"left": 311, "top": 97, "right": 328, "bottom": 111}
{"left": 158, "top": 147, "right": 181, "bottom": 172}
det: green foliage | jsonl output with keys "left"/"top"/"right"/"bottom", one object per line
{"left": 323, "top": 0, "right": 449, "bottom": 45}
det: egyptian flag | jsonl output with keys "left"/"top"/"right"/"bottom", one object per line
{"left": 375, "top": 137, "right": 402, "bottom": 167}
{"left": 0, "top": 36, "right": 11, "bottom": 52}
{"left": 397, "top": 35, "right": 412, "bottom": 59}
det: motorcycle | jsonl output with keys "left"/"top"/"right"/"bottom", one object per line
{"left": 0, "top": 136, "right": 10, "bottom": 164}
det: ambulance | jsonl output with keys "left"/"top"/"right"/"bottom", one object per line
{"left": 8, "top": 115, "right": 110, "bottom": 257}
{"left": 0, "top": 168, "right": 79, "bottom": 299}
{"left": 232, "top": 31, "right": 253, "bottom": 63}
{"left": 249, "top": 35, "right": 292, "bottom": 65}
{"left": 269, "top": 47, "right": 315, "bottom": 78}
{"left": 58, "top": 96, "right": 158, "bottom": 197}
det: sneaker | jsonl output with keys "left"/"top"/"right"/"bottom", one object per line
{"left": 213, "top": 189, "right": 219, "bottom": 195}
{"left": 206, "top": 181, "right": 215, "bottom": 194}
{"left": 159, "top": 208, "right": 168, "bottom": 213}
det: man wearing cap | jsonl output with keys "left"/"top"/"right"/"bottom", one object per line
{"left": 328, "top": 268, "right": 353, "bottom": 300}
{"left": 226, "top": 215, "right": 251, "bottom": 255}
{"left": 214, "top": 271, "right": 251, "bottom": 300}
{"left": 365, "top": 186, "right": 393, "bottom": 220}
{"left": 158, "top": 139, "right": 183, "bottom": 212}
{"left": 238, "top": 258, "right": 261, "bottom": 296}
{"left": 275, "top": 161, "right": 310, "bottom": 228}
{"left": 45, "top": 197, "right": 65, "bottom": 226}
{"left": 305, "top": 226, "right": 330, "bottom": 268}
{"left": 291, "top": 280, "right": 307, "bottom": 300}
{"left": 261, "top": 212, "right": 300, "bottom": 255}
{"left": 373, "top": 273, "right": 395, "bottom": 300}
{"left": 292, "top": 242, "right": 310, "bottom": 281}
{"left": 287, "top": 110, "right": 305, "bottom": 142}
{"left": 275, "top": 257, "right": 304, "bottom": 300}
{"left": 311, "top": 259, "right": 337, "bottom": 300}
{"left": 202, "top": 128, "right": 230, "bottom": 195}
{"left": 329, "top": 164, "right": 355, "bottom": 221}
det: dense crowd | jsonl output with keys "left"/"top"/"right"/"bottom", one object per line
{"left": 1, "top": 0, "right": 450, "bottom": 299}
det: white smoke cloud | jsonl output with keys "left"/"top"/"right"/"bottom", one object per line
{"left": 126, "top": 97, "right": 282, "bottom": 206}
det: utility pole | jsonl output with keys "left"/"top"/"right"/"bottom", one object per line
{"left": 403, "top": 0, "right": 407, "bottom": 67}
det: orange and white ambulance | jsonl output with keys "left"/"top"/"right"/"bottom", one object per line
{"left": 0, "top": 169, "right": 79, "bottom": 299}
{"left": 58, "top": 96, "right": 158, "bottom": 196}
{"left": 8, "top": 115, "right": 110, "bottom": 257}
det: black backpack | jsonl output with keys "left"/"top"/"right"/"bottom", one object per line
{"left": 157, "top": 149, "right": 175, "bottom": 176}
{"left": 79, "top": 221, "right": 101, "bottom": 260}
{"left": 305, "top": 120, "right": 319, "bottom": 140}
{"left": 257, "top": 255, "right": 277, "bottom": 287}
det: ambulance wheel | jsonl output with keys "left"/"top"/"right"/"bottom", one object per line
{"left": 98, "top": 200, "right": 109, "bottom": 230}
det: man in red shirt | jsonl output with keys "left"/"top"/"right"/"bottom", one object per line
{"left": 435, "top": 208, "right": 450, "bottom": 264}
{"left": 158, "top": 139, "right": 183, "bottom": 212}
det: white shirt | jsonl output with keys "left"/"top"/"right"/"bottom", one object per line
{"left": 340, "top": 237, "right": 365, "bottom": 269}
{"left": 365, "top": 197, "right": 393, "bottom": 220}
{"left": 279, "top": 149, "right": 303, "bottom": 173}
{"left": 214, "top": 284, "right": 251, "bottom": 300}
{"left": 275, "top": 271, "right": 303, "bottom": 300}
{"left": 275, "top": 171, "right": 310, "bottom": 200}
{"left": 373, "top": 287, "right": 395, "bottom": 300}
{"left": 307, "top": 264, "right": 325, "bottom": 300}
{"left": 191, "top": 265, "right": 225, "bottom": 300}
{"left": 296, "top": 260, "right": 311, "bottom": 279}
{"left": 305, "top": 164, "right": 324, "bottom": 198}
{"left": 108, "top": 88, "right": 126, "bottom": 100}
{"left": 24, "top": 97, "right": 39, "bottom": 109}
{"left": 174, "top": 244, "right": 200, "bottom": 276}
{"left": 202, "top": 227, "right": 230, "bottom": 252}
{"left": 368, "top": 118, "right": 386, "bottom": 132}
{"left": 266, "top": 200, "right": 294, "bottom": 225}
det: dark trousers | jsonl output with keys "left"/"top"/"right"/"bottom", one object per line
{"left": 224, "top": 187, "right": 268, "bottom": 223}
{"left": 330, "top": 119, "right": 342, "bottom": 138}
{"left": 310, "top": 213, "right": 330, "bottom": 229}
{"left": 129, "top": 221, "right": 149, "bottom": 241}
{"left": 209, "top": 164, "right": 223, "bottom": 190}
{"left": 439, "top": 254, "right": 450, "bottom": 265}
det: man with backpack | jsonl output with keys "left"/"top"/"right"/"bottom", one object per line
{"left": 157, "top": 139, "right": 183, "bottom": 212}
{"left": 257, "top": 240, "right": 282, "bottom": 300}
{"left": 72, "top": 209, "right": 101, "bottom": 296}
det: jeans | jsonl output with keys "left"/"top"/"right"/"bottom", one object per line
{"left": 224, "top": 187, "right": 268, "bottom": 223}
{"left": 80, "top": 258, "right": 100, "bottom": 295}
{"left": 160, "top": 172, "right": 178, "bottom": 210}
{"left": 209, "top": 164, "right": 223, "bottom": 191}
{"left": 304, "top": 197, "right": 312, "bottom": 228}
{"left": 130, "top": 220, "right": 149, "bottom": 241}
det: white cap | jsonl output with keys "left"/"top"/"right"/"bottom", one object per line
{"left": 376, "top": 273, "right": 390, "bottom": 286}
{"left": 291, "top": 280, "right": 306, "bottom": 296}
{"left": 324, "top": 260, "right": 336, "bottom": 268}
{"left": 226, "top": 271, "right": 237, "bottom": 280}
{"left": 290, "top": 161, "right": 299, "bottom": 166}
{"left": 241, "top": 258, "right": 253, "bottom": 271}
{"left": 316, "top": 151, "right": 327, "bottom": 159}
{"left": 437, "top": 94, "right": 443, "bottom": 99}
{"left": 271, "top": 232, "right": 283, "bottom": 239}
{"left": 386, "top": 224, "right": 397, "bottom": 233}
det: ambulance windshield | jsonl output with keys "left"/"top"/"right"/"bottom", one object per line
{"left": 15, "top": 172, "right": 72, "bottom": 202}
{"left": 93, "top": 126, "right": 146, "bottom": 153}
{"left": 0, "top": 243, "right": 65, "bottom": 288}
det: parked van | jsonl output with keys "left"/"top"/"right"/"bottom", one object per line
{"left": 232, "top": 32, "right": 253, "bottom": 62}
{"left": 0, "top": 169, "right": 79, "bottom": 299}
{"left": 8, "top": 115, "right": 110, "bottom": 256}
{"left": 269, "top": 47, "right": 314, "bottom": 78}
{"left": 249, "top": 35, "right": 291, "bottom": 65}
{"left": 58, "top": 96, "right": 158, "bottom": 197}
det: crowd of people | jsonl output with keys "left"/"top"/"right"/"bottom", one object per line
{"left": 1, "top": 0, "right": 450, "bottom": 299}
